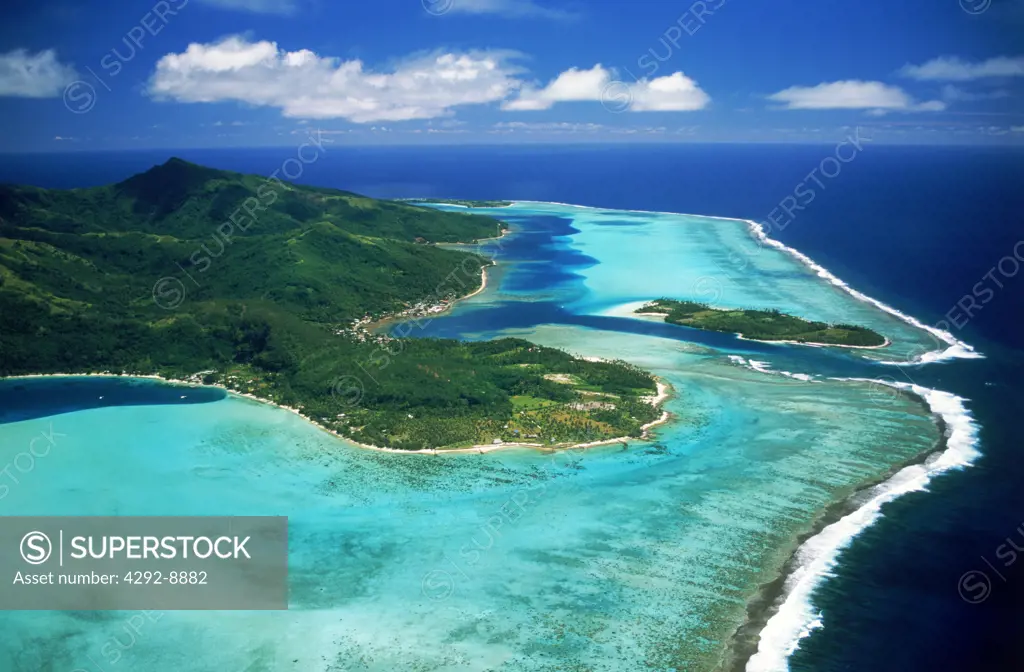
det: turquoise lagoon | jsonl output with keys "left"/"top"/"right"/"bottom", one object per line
{"left": 0, "top": 203, "right": 980, "bottom": 671}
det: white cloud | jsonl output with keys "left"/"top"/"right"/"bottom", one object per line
{"left": 148, "top": 37, "right": 525, "bottom": 122}
{"left": 941, "top": 85, "right": 1009, "bottom": 102}
{"left": 150, "top": 39, "right": 710, "bottom": 121}
{"left": 504, "top": 64, "right": 710, "bottom": 112}
{"left": 195, "top": 0, "right": 300, "bottom": 14}
{"left": 503, "top": 65, "right": 609, "bottom": 110}
{"left": 441, "top": 0, "right": 575, "bottom": 20}
{"left": 899, "top": 56, "right": 1024, "bottom": 81}
{"left": 493, "top": 121, "right": 606, "bottom": 132}
{"left": 631, "top": 72, "right": 711, "bottom": 111}
{"left": 1012, "top": 126, "right": 1024, "bottom": 133}
{"left": 768, "top": 80, "right": 945, "bottom": 113}
{"left": 0, "top": 48, "right": 78, "bottom": 98}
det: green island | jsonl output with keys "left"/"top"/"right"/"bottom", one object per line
{"left": 638, "top": 299, "right": 888, "bottom": 347}
{"left": 0, "top": 159, "right": 662, "bottom": 450}
{"left": 404, "top": 198, "right": 514, "bottom": 208}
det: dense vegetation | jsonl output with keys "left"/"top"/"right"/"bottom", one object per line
{"left": 405, "top": 198, "right": 513, "bottom": 208}
{"left": 639, "top": 299, "right": 887, "bottom": 347}
{"left": 0, "top": 159, "right": 660, "bottom": 449}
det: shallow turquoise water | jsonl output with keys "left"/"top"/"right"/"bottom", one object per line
{"left": 0, "top": 359, "right": 938, "bottom": 671}
{"left": 0, "top": 202, "right": 963, "bottom": 671}
{"left": 470, "top": 203, "right": 960, "bottom": 364}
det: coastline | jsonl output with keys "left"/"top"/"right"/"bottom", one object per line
{"left": 458, "top": 223, "right": 514, "bottom": 244}
{"left": 724, "top": 398, "right": 948, "bottom": 672}
{"left": 364, "top": 221, "right": 512, "bottom": 334}
{"left": 0, "top": 373, "right": 673, "bottom": 457}
{"left": 397, "top": 199, "right": 514, "bottom": 210}
{"left": 6, "top": 198, "right": 984, "bottom": 670}
{"left": 735, "top": 333, "right": 892, "bottom": 350}
{"left": 512, "top": 200, "right": 980, "bottom": 364}
{"left": 738, "top": 380, "right": 980, "bottom": 672}
{"left": 630, "top": 308, "right": 892, "bottom": 350}
{"left": 366, "top": 259, "right": 494, "bottom": 334}
{"left": 553, "top": 199, "right": 979, "bottom": 670}
{"left": 0, "top": 211, "right": 669, "bottom": 459}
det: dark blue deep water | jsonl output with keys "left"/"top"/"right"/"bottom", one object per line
{"left": 2, "top": 144, "right": 1022, "bottom": 670}
{"left": 0, "top": 377, "right": 225, "bottom": 424}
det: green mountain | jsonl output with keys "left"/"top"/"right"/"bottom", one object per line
{"left": 0, "top": 157, "right": 506, "bottom": 320}
{"left": 0, "top": 160, "right": 660, "bottom": 450}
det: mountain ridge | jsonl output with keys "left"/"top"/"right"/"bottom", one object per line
{"left": 0, "top": 161, "right": 662, "bottom": 450}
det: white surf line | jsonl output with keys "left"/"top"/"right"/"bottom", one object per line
{"left": 727, "top": 355, "right": 818, "bottom": 382}
{"left": 510, "top": 200, "right": 982, "bottom": 365}
{"left": 746, "top": 379, "right": 981, "bottom": 672}
{"left": 744, "top": 220, "right": 982, "bottom": 366}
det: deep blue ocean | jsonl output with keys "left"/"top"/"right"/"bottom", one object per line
{"left": 2, "top": 144, "right": 1022, "bottom": 670}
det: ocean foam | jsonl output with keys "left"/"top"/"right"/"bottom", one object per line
{"left": 743, "top": 220, "right": 981, "bottom": 365}
{"left": 745, "top": 380, "right": 981, "bottom": 672}
{"left": 511, "top": 201, "right": 982, "bottom": 365}
{"left": 728, "top": 356, "right": 819, "bottom": 382}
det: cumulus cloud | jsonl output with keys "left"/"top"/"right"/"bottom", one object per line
{"left": 503, "top": 65, "right": 609, "bottom": 110}
{"left": 148, "top": 37, "right": 525, "bottom": 122}
{"left": 768, "top": 80, "right": 945, "bottom": 113}
{"left": 503, "top": 64, "right": 710, "bottom": 112}
{"left": 150, "top": 39, "right": 709, "bottom": 121}
{"left": 439, "top": 0, "right": 575, "bottom": 20}
{"left": 899, "top": 56, "right": 1024, "bottom": 81}
{"left": 195, "top": 0, "right": 301, "bottom": 14}
{"left": 630, "top": 72, "right": 711, "bottom": 111}
{"left": 0, "top": 48, "right": 78, "bottom": 98}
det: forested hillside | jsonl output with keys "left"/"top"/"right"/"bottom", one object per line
{"left": 0, "top": 160, "right": 661, "bottom": 449}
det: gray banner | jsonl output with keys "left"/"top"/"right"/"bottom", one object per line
{"left": 0, "top": 516, "right": 288, "bottom": 610}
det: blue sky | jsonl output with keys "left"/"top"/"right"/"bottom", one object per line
{"left": 0, "top": 0, "right": 1022, "bottom": 151}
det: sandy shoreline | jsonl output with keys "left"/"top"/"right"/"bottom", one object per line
{"left": 1, "top": 373, "right": 673, "bottom": 456}
{"left": 398, "top": 199, "right": 514, "bottom": 211}
{"left": 366, "top": 260, "right": 494, "bottom": 334}
{"left": 735, "top": 334, "right": 892, "bottom": 350}
{"left": 4, "top": 197, "right": 979, "bottom": 671}
{"left": 363, "top": 221, "right": 514, "bottom": 334}
{"left": 514, "top": 200, "right": 978, "bottom": 363}
{"left": 613, "top": 303, "right": 892, "bottom": 351}
{"left": 461, "top": 224, "right": 514, "bottom": 244}
{"left": 1, "top": 215, "right": 670, "bottom": 458}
